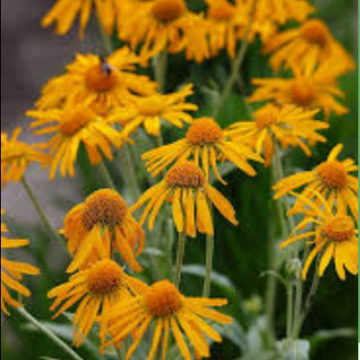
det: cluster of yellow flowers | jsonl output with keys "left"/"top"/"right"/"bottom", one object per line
{"left": 1, "top": 0, "right": 358, "bottom": 359}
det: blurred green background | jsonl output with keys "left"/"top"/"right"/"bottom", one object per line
{"left": 1, "top": 0, "right": 358, "bottom": 359}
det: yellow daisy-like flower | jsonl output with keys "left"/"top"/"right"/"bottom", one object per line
{"left": 1, "top": 127, "right": 48, "bottom": 188}
{"left": 227, "top": 104, "right": 329, "bottom": 166}
{"left": 35, "top": 48, "right": 157, "bottom": 113}
{"left": 263, "top": 19, "right": 355, "bottom": 74}
{"left": 48, "top": 258, "right": 147, "bottom": 347}
{"left": 142, "top": 117, "right": 263, "bottom": 183}
{"left": 131, "top": 161, "right": 238, "bottom": 237}
{"left": 273, "top": 144, "right": 358, "bottom": 219}
{"left": 27, "top": 105, "right": 122, "bottom": 180}
{"left": 247, "top": 64, "right": 349, "bottom": 119}
{"left": 109, "top": 84, "right": 198, "bottom": 137}
{"left": 41, "top": 0, "right": 118, "bottom": 38}
{"left": 280, "top": 192, "right": 358, "bottom": 280}
{"left": 64, "top": 189, "right": 144, "bottom": 273}
{"left": 1, "top": 210, "right": 40, "bottom": 315}
{"left": 105, "top": 279, "right": 232, "bottom": 360}
{"left": 118, "top": 0, "right": 210, "bottom": 62}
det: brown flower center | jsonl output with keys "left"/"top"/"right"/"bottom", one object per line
{"left": 165, "top": 161, "right": 205, "bottom": 188}
{"left": 138, "top": 97, "right": 164, "bottom": 116}
{"left": 85, "top": 62, "right": 118, "bottom": 92}
{"left": 81, "top": 189, "right": 128, "bottom": 230}
{"left": 300, "top": 20, "right": 329, "bottom": 46}
{"left": 290, "top": 79, "right": 316, "bottom": 107}
{"left": 144, "top": 280, "right": 182, "bottom": 317}
{"left": 59, "top": 107, "right": 92, "bottom": 135}
{"left": 322, "top": 215, "right": 355, "bottom": 242}
{"left": 316, "top": 160, "right": 348, "bottom": 189}
{"left": 152, "top": 0, "right": 186, "bottom": 22}
{"left": 208, "top": 1, "right": 235, "bottom": 21}
{"left": 255, "top": 112, "right": 277, "bottom": 129}
{"left": 87, "top": 259, "right": 123, "bottom": 295}
{"left": 186, "top": 118, "right": 223, "bottom": 146}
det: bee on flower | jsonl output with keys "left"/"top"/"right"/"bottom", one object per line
{"left": 1, "top": 127, "right": 48, "bottom": 188}
{"left": 142, "top": 117, "right": 263, "bottom": 183}
{"left": 1, "top": 210, "right": 40, "bottom": 315}
{"left": 27, "top": 104, "right": 123, "bottom": 180}
{"left": 131, "top": 161, "right": 238, "bottom": 237}
{"left": 226, "top": 104, "right": 329, "bottom": 166}
{"left": 48, "top": 258, "right": 147, "bottom": 347}
{"left": 63, "top": 189, "right": 144, "bottom": 273}
{"left": 273, "top": 144, "right": 358, "bottom": 219}
{"left": 280, "top": 191, "right": 358, "bottom": 280}
{"left": 104, "top": 279, "right": 232, "bottom": 359}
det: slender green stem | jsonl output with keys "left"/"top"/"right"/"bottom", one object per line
{"left": 174, "top": 231, "right": 186, "bottom": 288}
{"left": 286, "top": 283, "right": 294, "bottom": 339}
{"left": 203, "top": 233, "right": 215, "bottom": 297}
{"left": 213, "top": 0, "right": 258, "bottom": 119}
{"left": 21, "top": 177, "right": 67, "bottom": 253}
{"left": 96, "top": 16, "right": 113, "bottom": 55}
{"left": 154, "top": 50, "right": 168, "bottom": 93}
{"left": 16, "top": 307, "right": 84, "bottom": 360}
{"left": 98, "top": 161, "right": 116, "bottom": 190}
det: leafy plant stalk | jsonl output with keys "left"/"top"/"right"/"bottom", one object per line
{"left": 203, "top": 205, "right": 214, "bottom": 297}
{"left": 174, "top": 230, "right": 187, "bottom": 288}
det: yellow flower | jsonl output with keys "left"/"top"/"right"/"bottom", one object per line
{"left": 48, "top": 258, "right": 147, "bottom": 347}
{"left": 273, "top": 144, "right": 358, "bottom": 219}
{"left": 41, "top": 0, "right": 118, "bottom": 38}
{"left": 104, "top": 279, "right": 232, "bottom": 360}
{"left": 131, "top": 161, "right": 238, "bottom": 237}
{"left": 142, "top": 117, "right": 263, "bottom": 183}
{"left": 280, "top": 192, "right": 358, "bottom": 280}
{"left": 263, "top": 19, "right": 355, "bottom": 74}
{"left": 1, "top": 210, "right": 40, "bottom": 315}
{"left": 117, "top": 0, "right": 210, "bottom": 62}
{"left": 27, "top": 105, "right": 123, "bottom": 180}
{"left": 109, "top": 84, "right": 198, "bottom": 137}
{"left": 227, "top": 104, "right": 329, "bottom": 166}
{"left": 35, "top": 48, "right": 157, "bottom": 113}
{"left": 63, "top": 189, "right": 144, "bottom": 273}
{"left": 1, "top": 127, "right": 48, "bottom": 188}
{"left": 247, "top": 64, "right": 349, "bottom": 119}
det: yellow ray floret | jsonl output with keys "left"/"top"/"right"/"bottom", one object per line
{"left": 63, "top": 189, "right": 144, "bottom": 273}
{"left": 280, "top": 192, "right": 358, "bottom": 280}
{"left": 41, "top": 0, "right": 119, "bottom": 38}
{"left": 35, "top": 48, "right": 156, "bottom": 113}
{"left": 1, "top": 210, "right": 40, "bottom": 315}
{"left": 27, "top": 105, "right": 123, "bottom": 180}
{"left": 104, "top": 279, "right": 232, "bottom": 360}
{"left": 263, "top": 19, "right": 355, "bottom": 74}
{"left": 273, "top": 144, "right": 358, "bottom": 219}
{"left": 131, "top": 161, "right": 238, "bottom": 237}
{"left": 1, "top": 127, "right": 48, "bottom": 188}
{"left": 109, "top": 84, "right": 197, "bottom": 137}
{"left": 142, "top": 117, "right": 263, "bottom": 183}
{"left": 226, "top": 104, "right": 329, "bottom": 166}
{"left": 48, "top": 258, "right": 147, "bottom": 348}
{"left": 247, "top": 63, "right": 350, "bottom": 119}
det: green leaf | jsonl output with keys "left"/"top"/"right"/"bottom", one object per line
{"left": 309, "top": 328, "right": 356, "bottom": 351}
{"left": 212, "top": 320, "right": 247, "bottom": 351}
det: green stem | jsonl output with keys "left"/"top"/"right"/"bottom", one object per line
{"left": 21, "top": 177, "right": 67, "bottom": 253}
{"left": 154, "top": 50, "right": 168, "bottom": 93}
{"left": 213, "top": 0, "right": 258, "bottom": 119}
{"left": 96, "top": 16, "right": 113, "bottom": 55}
{"left": 203, "top": 206, "right": 214, "bottom": 297}
{"left": 16, "top": 307, "right": 84, "bottom": 360}
{"left": 286, "top": 283, "right": 294, "bottom": 339}
{"left": 98, "top": 161, "right": 116, "bottom": 190}
{"left": 174, "top": 231, "right": 186, "bottom": 288}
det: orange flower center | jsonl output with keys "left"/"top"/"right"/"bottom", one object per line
{"left": 290, "top": 79, "right": 315, "bottom": 107}
{"left": 165, "top": 161, "right": 205, "bottom": 188}
{"left": 300, "top": 20, "right": 329, "bottom": 46}
{"left": 208, "top": 1, "right": 235, "bottom": 21}
{"left": 255, "top": 112, "right": 277, "bottom": 129}
{"left": 59, "top": 107, "right": 92, "bottom": 135}
{"left": 152, "top": 0, "right": 186, "bottom": 22}
{"left": 322, "top": 215, "right": 355, "bottom": 242}
{"left": 186, "top": 118, "right": 223, "bottom": 146}
{"left": 144, "top": 280, "right": 182, "bottom": 317}
{"left": 81, "top": 189, "right": 128, "bottom": 230}
{"left": 138, "top": 97, "right": 164, "bottom": 116}
{"left": 85, "top": 63, "right": 118, "bottom": 93}
{"left": 316, "top": 160, "right": 348, "bottom": 188}
{"left": 87, "top": 259, "right": 123, "bottom": 295}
